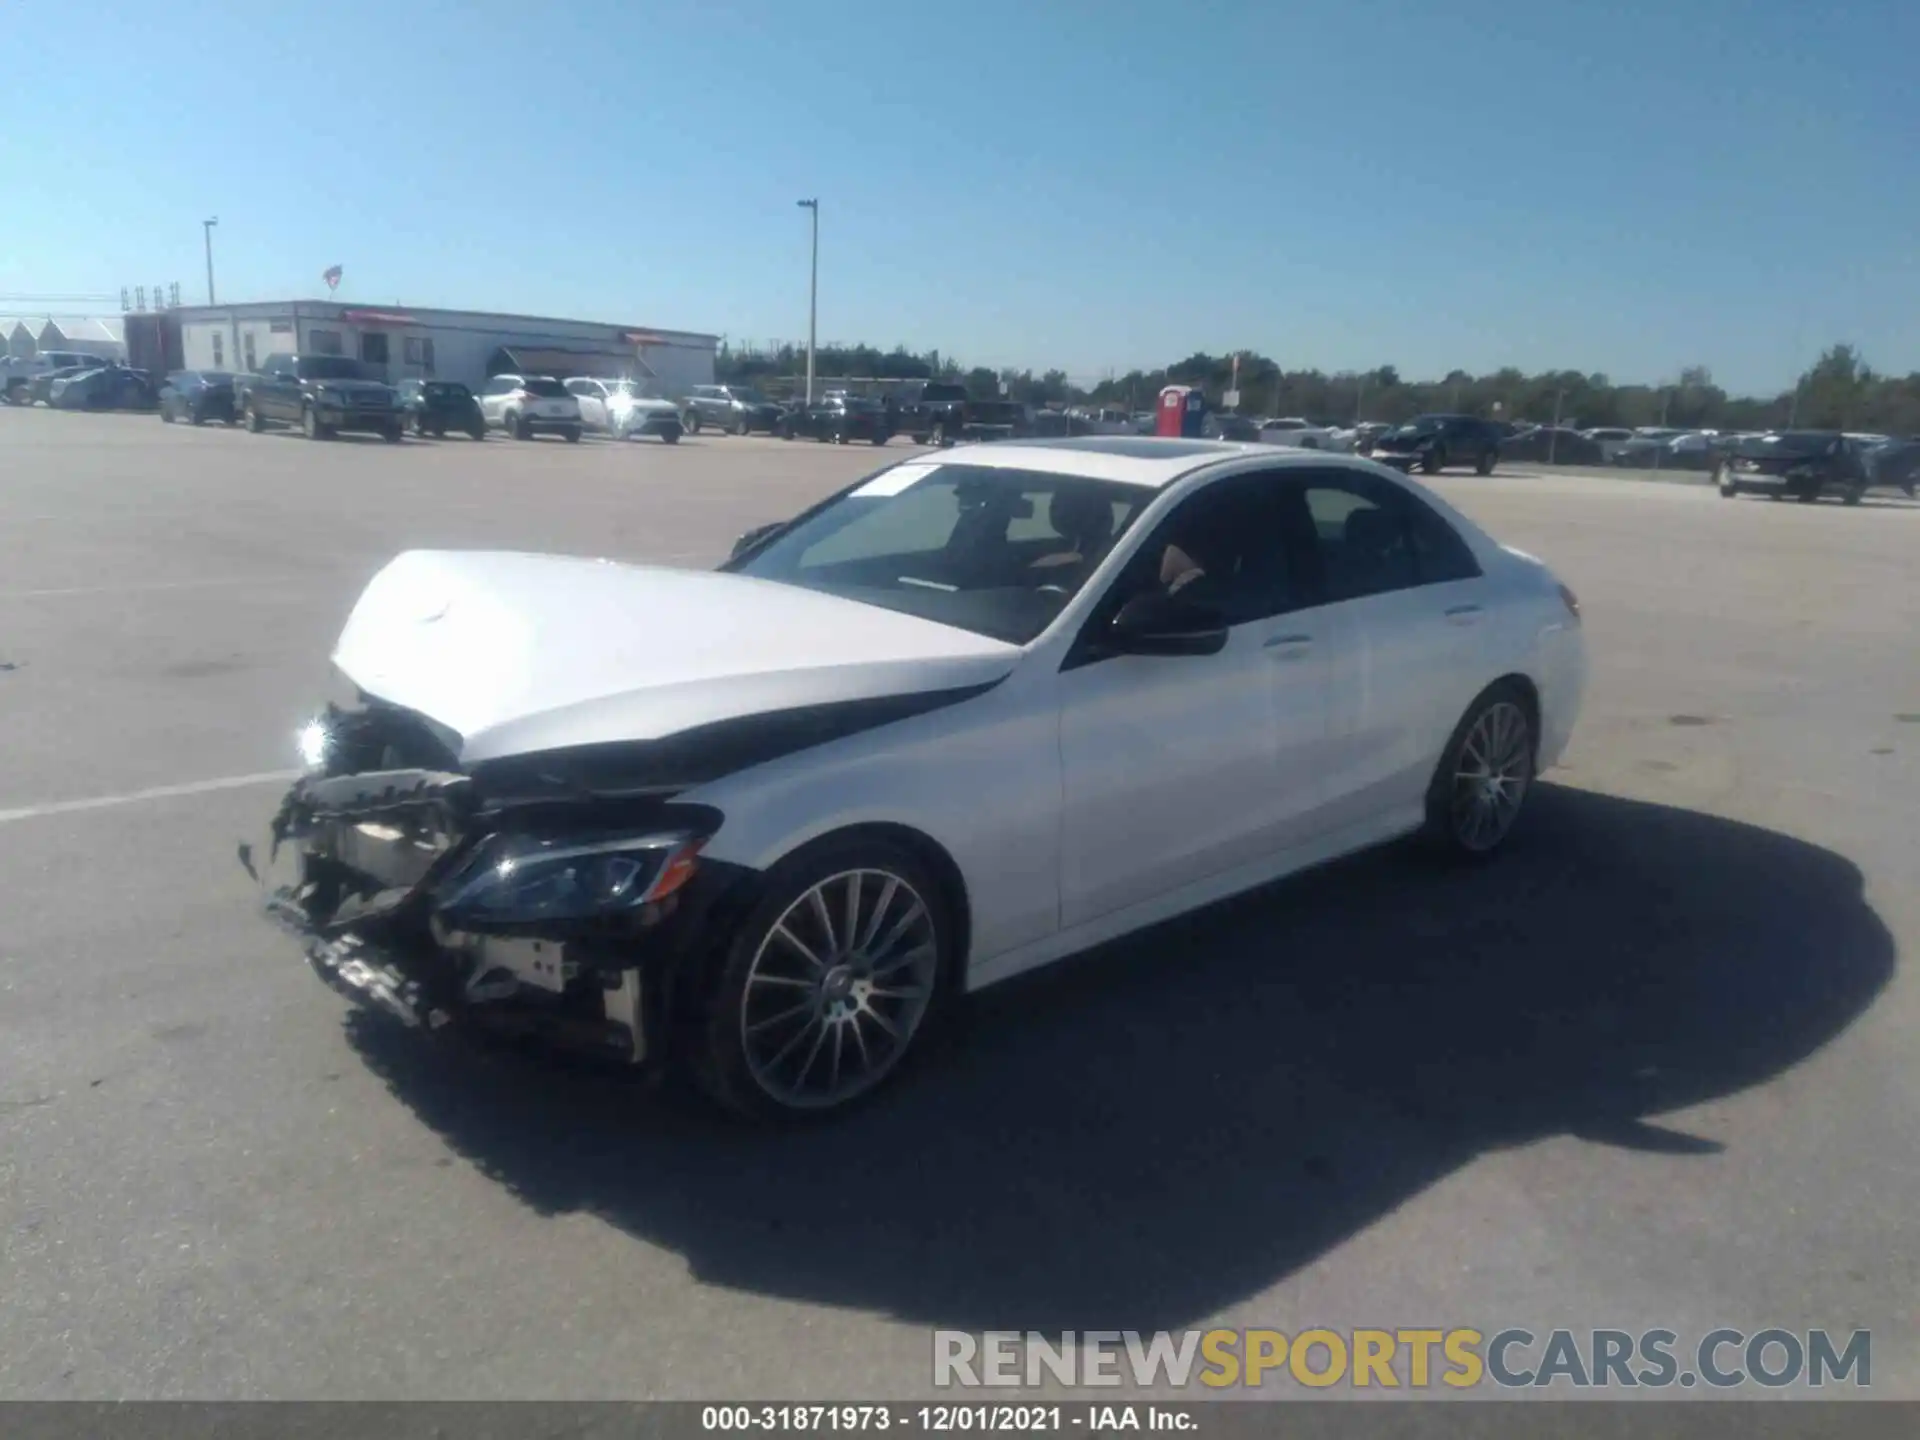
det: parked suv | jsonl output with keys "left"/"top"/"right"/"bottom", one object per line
{"left": 565, "top": 377, "right": 684, "bottom": 442}
{"left": 1368, "top": 413, "right": 1504, "bottom": 475}
{"left": 479, "top": 374, "right": 582, "bottom": 441}
{"left": 684, "top": 383, "right": 782, "bottom": 435}
{"left": 236, "top": 354, "right": 402, "bottom": 440}
{"left": 3, "top": 350, "right": 120, "bottom": 405}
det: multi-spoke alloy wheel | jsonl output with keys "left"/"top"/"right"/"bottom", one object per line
{"left": 1425, "top": 685, "right": 1535, "bottom": 859}
{"left": 738, "top": 868, "right": 938, "bottom": 1110}
{"left": 692, "top": 841, "right": 948, "bottom": 1118}
{"left": 1449, "top": 700, "right": 1532, "bottom": 851}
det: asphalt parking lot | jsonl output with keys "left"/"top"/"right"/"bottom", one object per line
{"left": 2, "top": 411, "right": 1917, "bottom": 1400}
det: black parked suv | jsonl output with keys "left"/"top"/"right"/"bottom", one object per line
{"left": 158, "top": 370, "right": 239, "bottom": 426}
{"left": 1713, "top": 431, "right": 1872, "bottom": 504}
{"left": 235, "top": 354, "right": 402, "bottom": 441}
{"left": 1368, "top": 413, "right": 1504, "bottom": 475}
{"left": 684, "top": 384, "right": 783, "bottom": 435}
{"left": 397, "top": 379, "right": 485, "bottom": 439}
{"left": 776, "top": 394, "right": 893, "bottom": 444}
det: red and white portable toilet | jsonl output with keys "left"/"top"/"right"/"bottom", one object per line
{"left": 1156, "top": 384, "right": 1209, "bottom": 437}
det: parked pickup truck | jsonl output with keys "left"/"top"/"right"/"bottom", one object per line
{"left": 236, "top": 353, "right": 403, "bottom": 441}
{"left": 892, "top": 381, "right": 1028, "bottom": 446}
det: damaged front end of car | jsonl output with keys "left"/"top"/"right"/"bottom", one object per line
{"left": 241, "top": 697, "right": 741, "bottom": 1070}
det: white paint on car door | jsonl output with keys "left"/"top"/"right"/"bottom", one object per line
{"left": 1055, "top": 470, "right": 1336, "bottom": 928}
{"left": 1291, "top": 471, "right": 1498, "bottom": 829}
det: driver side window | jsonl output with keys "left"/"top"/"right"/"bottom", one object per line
{"left": 1104, "top": 473, "right": 1299, "bottom": 628}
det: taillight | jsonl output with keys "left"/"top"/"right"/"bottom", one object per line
{"left": 1558, "top": 583, "right": 1581, "bottom": 621}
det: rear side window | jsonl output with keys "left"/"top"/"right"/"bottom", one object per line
{"left": 1294, "top": 472, "right": 1481, "bottom": 601}
{"left": 523, "top": 379, "right": 569, "bottom": 398}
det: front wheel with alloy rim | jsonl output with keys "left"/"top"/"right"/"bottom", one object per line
{"left": 690, "top": 839, "right": 948, "bottom": 1119}
{"left": 1475, "top": 450, "right": 1496, "bottom": 476}
{"left": 1716, "top": 462, "right": 1737, "bottom": 497}
{"left": 686, "top": 411, "right": 702, "bottom": 435}
{"left": 1423, "top": 684, "right": 1535, "bottom": 859}
{"left": 732, "top": 412, "right": 750, "bottom": 435}
{"left": 302, "top": 405, "right": 327, "bottom": 440}
{"left": 244, "top": 402, "right": 264, "bottom": 433}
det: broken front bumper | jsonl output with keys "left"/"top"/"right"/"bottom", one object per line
{"left": 243, "top": 762, "right": 738, "bottom": 1069}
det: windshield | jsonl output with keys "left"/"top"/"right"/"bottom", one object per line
{"left": 727, "top": 462, "right": 1153, "bottom": 644}
{"left": 298, "top": 356, "right": 377, "bottom": 381}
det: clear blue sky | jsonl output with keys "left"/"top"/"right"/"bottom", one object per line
{"left": 3, "top": 0, "right": 1915, "bottom": 395}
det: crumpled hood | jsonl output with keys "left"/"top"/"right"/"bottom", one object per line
{"left": 332, "top": 550, "right": 1020, "bottom": 763}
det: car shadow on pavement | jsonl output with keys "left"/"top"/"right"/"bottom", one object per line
{"left": 342, "top": 782, "right": 1894, "bottom": 1331}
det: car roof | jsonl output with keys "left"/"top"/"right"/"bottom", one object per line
{"left": 926, "top": 436, "right": 1362, "bottom": 489}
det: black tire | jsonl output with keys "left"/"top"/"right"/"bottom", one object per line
{"left": 686, "top": 411, "right": 702, "bottom": 435}
{"left": 1474, "top": 449, "right": 1495, "bottom": 476}
{"left": 1420, "top": 448, "right": 1447, "bottom": 475}
{"left": 562, "top": 426, "right": 582, "bottom": 443}
{"left": 870, "top": 431, "right": 888, "bottom": 445}
{"left": 1420, "top": 681, "right": 1536, "bottom": 860}
{"left": 302, "top": 405, "right": 328, "bottom": 440}
{"left": 661, "top": 428, "right": 680, "bottom": 444}
{"left": 1843, "top": 484, "right": 1865, "bottom": 506}
{"left": 410, "top": 413, "right": 425, "bottom": 436}
{"left": 160, "top": 404, "right": 175, "bottom": 424}
{"left": 684, "top": 835, "right": 953, "bottom": 1120}
{"left": 244, "top": 402, "right": 264, "bottom": 433}
{"left": 1796, "top": 487, "right": 1819, "bottom": 504}
{"left": 911, "top": 433, "right": 929, "bottom": 446}
{"left": 382, "top": 423, "right": 404, "bottom": 443}
{"left": 512, "top": 413, "right": 531, "bottom": 441}
{"left": 431, "top": 423, "right": 446, "bottom": 438}
{"left": 469, "top": 424, "right": 486, "bottom": 441}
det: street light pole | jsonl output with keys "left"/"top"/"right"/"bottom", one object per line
{"left": 796, "top": 198, "right": 818, "bottom": 403}
{"left": 202, "top": 217, "right": 219, "bottom": 305}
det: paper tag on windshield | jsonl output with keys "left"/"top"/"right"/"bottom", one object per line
{"left": 851, "top": 463, "right": 939, "bottom": 498}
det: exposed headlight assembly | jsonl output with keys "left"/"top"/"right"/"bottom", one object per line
{"left": 436, "top": 831, "right": 704, "bottom": 925}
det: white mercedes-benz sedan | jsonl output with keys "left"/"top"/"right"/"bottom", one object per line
{"left": 248, "top": 437, "right": 1586, "bottom": 1118}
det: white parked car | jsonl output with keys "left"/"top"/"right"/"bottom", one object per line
{"left": 1259, "top": 417, "right": 1347, "bottom": 451}
{"left": 565, "top": 376, "right": 684, "bottom": 443}
{"left": 477, "top": 373, "right": 582, "bottom": 442}
{"left": 253, "top": 437, "right": 1586, "bottom": 1118}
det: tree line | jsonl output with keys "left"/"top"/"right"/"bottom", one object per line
{"left": 715, "top": 341, "right": 1920, "bottom": 435}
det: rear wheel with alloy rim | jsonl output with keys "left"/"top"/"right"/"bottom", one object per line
{"left": 245, "top": 402, "right": 264, "bottom": 433}
{"left": 1423, "top": 684, "right": 1535, "bottom": 858}
{"left": 690, "top": 839, "right": 947, "bottom": 1118}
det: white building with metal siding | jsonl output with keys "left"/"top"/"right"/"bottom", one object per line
{"left": 173, "top": 301, "right": 717, "bottom": 397}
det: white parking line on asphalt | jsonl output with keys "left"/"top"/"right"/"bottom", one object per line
{"left": 0, "top": 576, "right": 283, "bottom": 600}
{"left": 0, "top": 770, "right": 301, "bottom": 825}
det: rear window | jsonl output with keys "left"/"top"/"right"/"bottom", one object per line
{"left": 522, "top": 379, "right": 569, "bottom": 398}
{"left": 425, "top": 382, "right": 469, "bottom": 398}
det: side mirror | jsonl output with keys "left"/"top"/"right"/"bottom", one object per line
{"left": 729, "top": 521, "right": 785, "bottom": 561}
{"left": 1107, "top": 590, "right": 1229, "bottom": 657}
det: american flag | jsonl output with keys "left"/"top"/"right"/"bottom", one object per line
{"left": 322, "top": 264, "right": 343, "bottom": 291}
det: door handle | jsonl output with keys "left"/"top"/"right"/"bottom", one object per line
{"left": 1444, "top": 604, "right": 1485, "bottom": 624}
